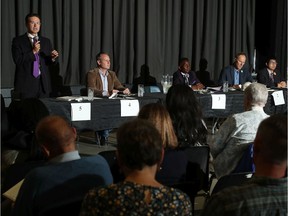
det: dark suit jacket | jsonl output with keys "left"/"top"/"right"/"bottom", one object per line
{"left": 173, "top": 70, "right": 201, "bottom": 86}
{"left": 12, "top": 155, "right": 113, "bottom": 216}
{"left": 257, "top": 68, "right": 282, "bottom": 88}
{"left": 87, "top": 68, "right": 126, "bottom": 96}
{"left": 218, "top": 65, "right": 253, "bottom": 86}
{"left": 12, "top": 34, "right": 54, "bottom": 99}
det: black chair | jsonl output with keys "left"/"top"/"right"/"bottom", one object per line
{"left": 211, "top": 172, "right": 253, "bottom": 195}
{"left": 171, "top": 145, "right": 210, "bottom": 216}
{"left": 40, "top": 199, "right": 83, "bottom": 216}
{"left": 232, "top": 143, "right": 255, "bottom": 174}
{"left": 98, "top": 150, "right": 125, "bottom": 183}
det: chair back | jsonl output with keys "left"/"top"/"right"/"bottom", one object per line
{"left": 170, "top": 145, "right": 210, "bottom": 216}
{"left": 98, "top": 150, "right": 125, "bottom": 183}
{"left": 40, "top": 199, "right": 83, "bottom": 216}
{"left": 211, "top": 172, "right": 253, "bottom": 195}
{"left": 232, "top": 143, "right": 255, "bottom": 174}
{"left": 184, "top": 145, "right": 210, "bottom": 192}
{"left": 144, "top": 86, "right": 161, "bottom": 93}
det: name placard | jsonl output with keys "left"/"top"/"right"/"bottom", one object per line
{"left": 120, "top": 100, "right": 140, "bottom": 117}
{"left": 71, "top": 103, "right": 91, "bottom": 121}
{"left": 211, "top": 94, "right": 226, "bottom": 109}
{"left": 272, "top": 90, "right": 285, "bottom": 106}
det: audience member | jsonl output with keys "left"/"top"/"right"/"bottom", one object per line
{"left": 195, "top": 58, "right": 215, "bottom": 86}
{"left": 12, "top": 13, "right": 58, "bottom": 99}
{"left": 12, "top": 116, "right": 113, "bottom": 216}
{"left": 202, "top": 114, "right": 287, "bottom": 216}
{"left": 132, "top": 64, "right": 157, "bottom": 93}
{"left": 210, "top": 83, "right": 269, "bottom": 178}
{"left": 173, "top": 57, "right": 205, "bottom": 90}
{"left": 166, "top": 85, "right": 208, "bottom": 147}
{"left": 80, "top": 119, "right": 192, "bottom": 215}
{"left": 138, "top": 103, "right": 188, "bottom": 185}
{"left": 257, "top": 56, "right": 287, "bottom": 88}
{"left": 87, "top": 52, "right": 130, "bottom": 145}
{"left": 218, "top": 52, "right": 253, "bottom": 88}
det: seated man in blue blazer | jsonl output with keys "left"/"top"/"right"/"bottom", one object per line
{"left": 12, "top": 116, "right": 113, "bottom": 216}
{"left": 218, "top": 52, "right": 253, "bottom": 88}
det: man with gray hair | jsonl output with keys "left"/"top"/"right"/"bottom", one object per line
{"left": 210, "top": 83, "right": 269, "bottom": 178}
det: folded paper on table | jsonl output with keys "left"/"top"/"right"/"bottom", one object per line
{"left": 206, "top": 86, "right": 222, "bottom": 91}
{"left": 56, "top": 96, "right": 84, "bottom": 101}
{"left": 3, "top": 179, "right": 24, "bottom": 202}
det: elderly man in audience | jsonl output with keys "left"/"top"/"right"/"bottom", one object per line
{"left": 12, "top": 115, "right": 113, "bottom": 216}
{"left": 202, "top": 114, "right": 287, "bottom": 215}
{"left": 210, "top": 83, "right": 269, "bottom": 178}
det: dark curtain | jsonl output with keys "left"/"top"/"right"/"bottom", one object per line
{"left": 255, "top": 0, "right": 287, "bottom": 80}
{"left": 1, "top": 0, "right": 258, "bottom": 88}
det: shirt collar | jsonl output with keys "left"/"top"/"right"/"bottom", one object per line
{"left": 99, "top": 69, "right": 108, "bottom": 77}
{"left": 48, "top": 150, "right": 81, "bottom": 164}
{"left": 181, "top": 72, "right": 189, "bottom": 77}
{"left": 27, "top": 32, "right": 38, "bottom": 39}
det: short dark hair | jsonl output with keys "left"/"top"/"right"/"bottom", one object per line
{"left": 178, "top": 57, "right": 189, "bottom": 66}
{"left": 256, "top": 114, "right": 287, "bottom": 164}
{"left": 265, "top": 56, "right": 277, "bottom": 64}
{"left": 116, "top": 119, "right": 163, "bottom": 170}
{"left": 25, "top": 13, "right": 41, "bottom": 24}
{"left": 96, "top": 52, "right": 109, "bottom": 61}
{"left": 235, "top": 52, "right": 247, "bottom": 59}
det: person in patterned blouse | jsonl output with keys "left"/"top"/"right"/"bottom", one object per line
{"left": 80, "top": 119, "right": 192, "bottom": 216}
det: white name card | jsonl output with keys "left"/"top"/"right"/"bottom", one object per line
{"left": 120, "top": 100, "right": 140, "bottom": 117}
{"left": 211, "top": 94, "right": 226, "bottom": 109}
{"left": 272, "top": 90, "right": 285, "bottom": 106}
{"left": 71, "top": 103, "right": 91, "bottom": 121}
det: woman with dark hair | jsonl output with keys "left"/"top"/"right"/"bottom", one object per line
{"left": 80, "top": 119, "right": 192, "bottom": 215}
{"left": 166, "top": 84, "right": 208, "bottom": 147}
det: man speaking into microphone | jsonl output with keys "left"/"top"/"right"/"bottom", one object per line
{"left": 12, "top": 13, "right": 59, "bottom": 99}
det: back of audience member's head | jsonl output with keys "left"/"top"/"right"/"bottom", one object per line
{"left": 138, "top": 103, "right": 178, "bottom": 149}
{"left": 166, "top": 84, "right": 207, "bottom": 146}
{"left": 254, "top": 114, "right": 287, "bottom": 168}
{"left": 35, "top": 115, "right": 77, "bottom": 158}
{"left": 116, "top": 119, "right": 163, "bottom": 171}
{"left": 244, "top": 83, "right": 268, "bottom": 108}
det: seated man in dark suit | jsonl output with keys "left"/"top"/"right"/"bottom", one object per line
{"left": 173, "top": 57, "right": 205, "bottom": 90}
{"left": 218, "top": 52, "right": 253, "bottom": 88}
{"left": 257, "top": 56, "right": 286, "bottom": 88}
{"left": 12, "top": 115, "right": 113, "bottom": 216}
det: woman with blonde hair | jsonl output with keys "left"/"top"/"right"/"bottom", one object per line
{"left": 138, "top": 103, "right": 188, "bottom": 185}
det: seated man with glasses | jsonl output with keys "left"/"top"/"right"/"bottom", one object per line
{"left": 257, "top": 56, "right": 286, "bottom": 88}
